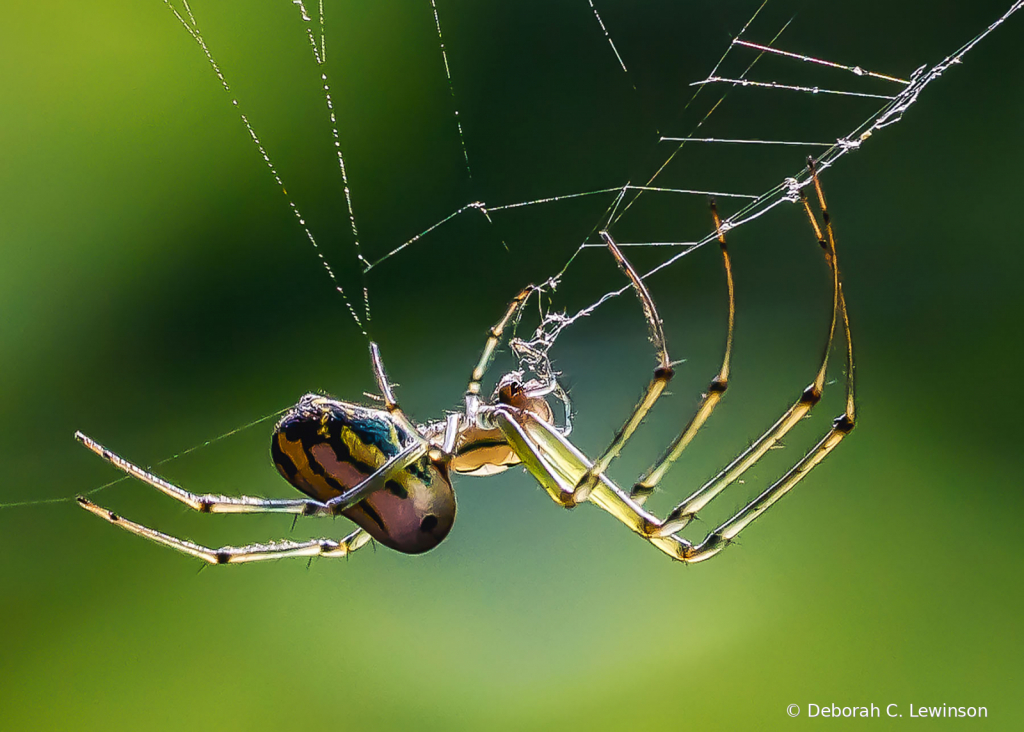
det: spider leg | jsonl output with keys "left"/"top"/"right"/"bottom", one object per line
{"left": 496, "top": 342, "right": 852, "bottom": 565}
{"left": 494, "top": 162, "right": 855, "bottom": 563}
{"left": 369, "top": 342, "right": 458, "bottom": 468}
{"left": 321, "top": 441, "right": 434, "bottom": 514}
{"left": 662, "top": 161, "right": 856, "bottom": 555}
{"left": 490, "top": 406, "right": 691, "bottom": 560}
{"left": 651, "top": 165, "right": 848, "bottom": 538}
{"left": 680, "top": 161, "right": 856, "bottom": 540}
{"left": 684, "top": 344, "right": 854, "bottom": 559}
{"left": 76, "top": 431, "right": 327, "bottom": 515}
{"left": 77, "top": 432, "right": 431, "bottom": 517}
{"left": 464, "top": 285, "right": 535, "bottom": 424}
{"left": 368, "top": 342, "right": 430, "bottom": 450}
{"left": 631, "top": 200, "right": 736, "bottom": 504}
{"left": 687, "top": 273, "right": 854, "bottom": 562}
{"left": 807, "top": 161, "right": 856, "bottom": 427}
{"left": 572, "top": 232, "right": 674, "bottom": 503}
{"left": 77, "top": 497, "right": 370, "bottom": 564}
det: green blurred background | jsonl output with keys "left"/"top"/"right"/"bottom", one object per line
{"left": 2, "top": 1, "right": 1022, "bottom": 730}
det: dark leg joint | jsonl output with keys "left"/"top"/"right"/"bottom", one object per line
{"left": 654, "top": 365, "right": 675, "bottom": 381}
{"left": 702, "top": 532, "right": 728, "bottom": 553}
{"left": 833, "top": 414, "right": 855, "bottom": 433}
{"left": 801, "top": 384, "right": 822, "bottom": 405}
{"left": 215, "top": 551, "right": 230, "bottom": 564}
{"left": 630, "top": 483, "right": 655, "bottom": 499}
{"left": 708, "top": 377, "right": 728, "bottom": 394}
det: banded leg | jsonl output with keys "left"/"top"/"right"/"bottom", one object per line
{"left": 76, "top": 431, "right": 327, "bottom": 515}
{"left": 806, "top": 160, "right": 856, "bottom": 427}
{"left": 78, "top": 497, "right": 371, "bottom": 564}
{"left": 464, "top": 285, "right": 535, "bottom": 423}
{"left": 651, "top": 170, "right": 845, "bottom": 538}
{"left": 496, "top": 313, "right": 852, "bottom": 565}
{"left": 495, "top": 162, "right": 855, "bottom": 563}
{"left": 369, "top": 342, "right": 461, "bottom": 465}
{"left": 77, "top": 431, "right": 430, "bottom": 518}
{"left": 684, "top": 167, "right": 857, "bottom": 562}
{"left": 631, "top": 200, "right": 736, "bottom": 504}
{"left": 369, "top": 342, "right": 430, "bottom": 450}
{"left": 490, "top": 406, "right": 692, "bottom": 561}
{"left": 572, "top": 231, "right": 674, "bottom": 503}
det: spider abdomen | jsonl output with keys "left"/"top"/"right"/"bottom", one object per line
{"left": 271, "top": 394, "right": 455, "bottom": 554}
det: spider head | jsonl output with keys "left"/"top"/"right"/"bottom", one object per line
{"left": 493, "top": 372, "right": 554, "bottom": 423}
{"left": 440, "top": 374, "right": 556, "bottom": 478}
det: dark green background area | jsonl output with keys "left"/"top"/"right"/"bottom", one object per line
{"left": 1, "top": 1, "right": 1022, "bottom": 730}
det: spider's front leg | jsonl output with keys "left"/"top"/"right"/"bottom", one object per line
{"left": 493, "top": 163, "right": 856, "bottom": 564}
{"left": 489, "top": 405, "right": 692, "bottom": 560}
{"left": 647, "top": 161, "right": 856, "bottom": 541}
{"left": 494, "top": 402, "right": 854, "bottom": 563}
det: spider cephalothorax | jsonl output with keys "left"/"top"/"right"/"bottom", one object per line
{"left": 76, "top": 162, "right": 854, "bottom": 566}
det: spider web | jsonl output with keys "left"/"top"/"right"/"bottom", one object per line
{"left": 2, "top": 0, "right": 1020, "bottom": 509}
{"left": 367, "top": 0, "right": 1023, "bottom": 374}
{"left": 153, "top": 0, "right": 1022, "bottom": 379}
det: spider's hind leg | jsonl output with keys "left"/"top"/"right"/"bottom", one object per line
{"left": 76, "top": 432, "right": 327, "bottom": 515}
{"left": 490, "top": 406, "right": 692, "bottom": 559}
{"left": 77, "top": 497, "right": 371, "bottom": 564}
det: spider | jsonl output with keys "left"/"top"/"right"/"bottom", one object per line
{"left": 76, "top": 162, "right": 855, "bottom": 564}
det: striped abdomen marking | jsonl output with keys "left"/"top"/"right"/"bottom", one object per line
{"left": 272, "top": 394, "right": 455, "bottom": 554}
